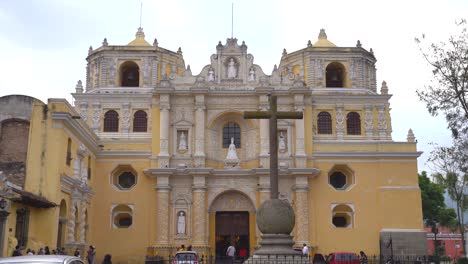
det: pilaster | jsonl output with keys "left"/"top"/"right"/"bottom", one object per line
{"left": 294, "top": 95, "right": 306, "bottom": 168}
{"left": 259, "top": 95, "right": 270, "bottom": 168}
{"left": 293, "top": 175, "right": 309, "bottom": 247}
{"left": 158, "top": 94, "right": 170, "bottom": 168}
{"left": 192, "top": 175, "right": 207, "bottom": 246}
{"left": 155, "top": 175, "right": 171, "bottom": 245}
{"left": 335, "top": 105, "right": 344, "bottom": 139}
{"left": 194, "top": 95, "right": 206, "bottom": 167}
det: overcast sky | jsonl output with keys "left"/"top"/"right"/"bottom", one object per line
{"left": 0, "top": 0, "right": 466, "bottom": 173}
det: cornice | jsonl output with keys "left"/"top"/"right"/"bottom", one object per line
{"left": 96, "top": 150, "right": 151, "bottom": 159}
{"left": 51, "top": 112, "right": 99, "bottom": 153}
{"left": 312, "top": 151, "right": 422, "bottom": 158}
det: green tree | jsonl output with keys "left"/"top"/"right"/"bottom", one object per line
{"left": 416, "top": 19, "right": 468, "bottom": 254}
{"left": 419, "top": 171, "right": 458, "bottom": 257}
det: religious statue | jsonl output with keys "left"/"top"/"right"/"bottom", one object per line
{"left": 178, "top": 131, "right": 187, "bottom": 151}
{"left": 177, "top": 211, "right": 186, "bottom": 234}
{"left": 278, "top": 132, "right": 286, "bottom": 152}
{"left": 207, "top": 67, "right": 215, "bottom": 82}
{"left": 226, "top": 137, "right": 239, "bottom": 160}
{"left": 248, "top": 67, "right": 255, "bottom": 81}
{"left": 227, "top": 58, "right": 237, "bottom": 79}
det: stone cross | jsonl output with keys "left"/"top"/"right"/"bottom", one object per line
{"left": 244, "top": 95, "right": 303, "bottom": 199}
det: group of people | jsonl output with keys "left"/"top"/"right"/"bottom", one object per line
{"left": 12, "top": 245, "right": 67, "bottom": 256}
{"left": 11, "top": 244, "right": 112, "bottom": 264}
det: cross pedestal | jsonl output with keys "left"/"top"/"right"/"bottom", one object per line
{"left": 244, "top": 95, "right": 307, "bottom": 262}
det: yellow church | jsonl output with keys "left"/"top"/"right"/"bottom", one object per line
{"left": 0, "top": 28, "right": 427, "bottom": 262}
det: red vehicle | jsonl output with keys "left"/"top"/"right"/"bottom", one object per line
{"left": 326, "top": 252, "right": 360, "bottom": 264}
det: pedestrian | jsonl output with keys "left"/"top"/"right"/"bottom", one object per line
{"left": 74, "top": 248, "right": 81, "bottom": 258}
{"left": 45, "top": 246, "right": 50, "bottom": 255}
{"left": 102, "top": 254, "right": 112, "bottom": 264}
{"left": 26, "top": 248, "right": 33, "bottom": 255}
{"left": 178, "top": 245, "right": 185, "bottom": 252}
{"left": 226, "top": 243, "right": 236, "bottom": 264}
{"left": 359, "top": 251, "right": 368, "bottom": 264}
{"left": 302, "top": 243, "right": 309, "bottom": 257}
{"left": 87, "top": 245, "right": 96, "bottom": 264}
{"left": 187, "top": 245, "right": 192, "bottom": 251}
{"left": 61, "top": 247, "right": 67, "bottom": 255}
{"left": 38, "top": 248, "right": 45, "bottom": 255}
{"left": 12, "top": 246, "right": 22, "bottom": 256}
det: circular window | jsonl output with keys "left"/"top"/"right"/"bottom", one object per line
{"left": 118, "top": 172, "right": 136, "bottom": 189}
{"left": 330, "top": 172, "right": 346, "bottom": 189}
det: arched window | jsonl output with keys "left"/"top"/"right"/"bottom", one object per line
{"left": 223, "top": 122, "right": 240, "bottom": 148}
{"left": 120, "top": 61, "right": 140, "bottom": 87}
{"left": 66, "top": 138, "right": 72, "bottom": 166}
{"left": 346, "top": 112, "right": 361, "bottom": 135}
{"left": 317, "top": 112, "right": 332, "bottom": 134}
{"left": 133, "top": 110, "right": 147, "bottom": 132}
{"left": 104, "top": 110, "right": 119, "bottom": 132}
{"left": 326, "top": 62, "right": 345, "bottom": 87}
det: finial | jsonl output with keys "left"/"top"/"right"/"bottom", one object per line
{"left": 307, "top": 40, "right": 312, "bottom": 47}
{"left": 282, "top": 48, "right": 287, "bottom": 56}
{"left": 187, "top": 65, "right": 191, "bottom": 71}
{"left": 356, "top": 40, "right": 362, "bottom": 48}
{"left": 102, "top": 38, "right": 108, "bottom": 46}
{"left": 217, "top": 41, "right": 223, "bottom": 49}
{"left": 75, "top": 80, "right": 83, "bottom": 94}
{"left": 273, "top": 64, "right": 278, "bottom": 71}
{"left": 380, "top": 81, "right": 388, "bottom": 95}
{"left": 407, "top": 129, "right": 416, "bottom": 143}
{"left": 136, "top": 27, "right": 145, "bottom": 38}
{"left": 153, "top": 38, "right": 158, "bottom": 47}
{"left": 177, "top": 47, "right": 182, "bottom": 54}
{"left": 88, "top": 46, "right": 93, "bottom": 54}
{"left": 370, "top": 48, "right": 374, "bottom": 54}
{"left": 318, "top": 29, "right": 327, "bottom": 40}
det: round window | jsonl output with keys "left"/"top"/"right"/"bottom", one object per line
{"left": 329, "top": 172, "right": 346, "bottom": 189}
{"left": 118, "top": 172, "right": 136, "bottom": 189}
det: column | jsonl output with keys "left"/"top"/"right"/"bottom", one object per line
{"left": 192, "top": 175, "right": 207, "bottom": 246}
{"left": 294, "top": 95, "right": 307, "bottom": 168}
{"left": 259, "top": 95, "right": 270, "bottom": 168}
{"left": 0, "top": 210, "right": 10, "bottom": 257}
{"left": 78, "top": 201, "right": 87, "bottom": 243}
{"left": 67, "top": 200, "right": 77, "bottom": 243}
{"left": 294, "top": 176, "right": 309, "bottom": 246}
{"left": 158, "top": 94, "right": 170, "bottom": 168}
{"left": 155, "top": 176, "right": 171, "bottom": 245}
{"left": 194, "top": 95, "right": 206, "bottom": 167}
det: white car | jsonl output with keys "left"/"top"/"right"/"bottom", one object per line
{"left": 173, "top": 251, "right": 199, "bottom": 264}
{"left": 0, "top": 255, "right": 84, "bottom": 264}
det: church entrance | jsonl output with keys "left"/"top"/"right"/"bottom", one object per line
{"left": 215, "top": 211, "right": 249, "bottom": 261}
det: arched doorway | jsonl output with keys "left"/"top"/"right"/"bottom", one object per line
{"left": 209, "top": 191, "right": 255, "bottom": 260}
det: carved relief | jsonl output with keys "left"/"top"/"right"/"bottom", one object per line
{"left": 121, "top": 103, "right": 131, "bottom": 132}
{"left": 364, "top": 106, "right": 373, "bottom": 132}
{"left": 156, "top": 191, "right": 170, "bottom": 244}
{"left": 336, "top": 108, "right": 344, "bottom": 130}
{"left": 295, "top": 191, "right": 309, "bottom": 244}
{"left": 209, "top": 191, "right": 255, "bottom": 213}
{"left": 79, "top": 102, "right": 88, "bottom": 122}
{"left": 378, "top": 107, "right": 387, "bottom": 130}
{"left": 91, "top": 104, "right": 101, "bottom": 132}
{"left": 67, "top": 201, "right": 76, "bottom": 243}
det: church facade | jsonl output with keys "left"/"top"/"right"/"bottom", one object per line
{"left": 0, "top": 28, "right": 427, "bottom": 262}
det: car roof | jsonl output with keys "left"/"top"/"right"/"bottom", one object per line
{"left": 0, "top": 255, "right": 82, "bottom": 263}
{"left": 175, "top": 251, "right": 198, "bottom": 254}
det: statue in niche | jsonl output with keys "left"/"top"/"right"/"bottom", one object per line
{"left": 226, "top": 137, "right": 239, "bottom": 160}
{"left": 227, "top": 58, "right": 237, "bottom": 79}
{"left": 207, "top": 67, "right": 215, "bottom": 82}
{"left": 177, "top": 211, "right": 186, "bottom": 234}
{"left": 278, "top": 132, "right": 287, "bottom": 152}
{"left": 249, "top": 67, "right": 256, "bottom": 81}
{"left": 178, "top": 131, "right": 187, "bottom": 151}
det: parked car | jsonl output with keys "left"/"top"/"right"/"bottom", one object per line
{"left": 173, "top": 251, "right": 199, "bottom": 264}
{"left": 326, "top": 252, "right": 359, "bottom": 264}
{"left": 0, "top": 255, "right": 84, "bottom": 264}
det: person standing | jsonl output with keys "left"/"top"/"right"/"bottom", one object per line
{"left": 359, "top": 251, "right": 368, "bottom": 264}
{"left": 102, "top": 254, "right": 112, "bottom": 264}
{"left": 226, "top": 244, "right": 236, "bottom": 264}
{"left": 12, "top": 246, "right": 22, "bottom": 256}
{"left": 74, "top": 248, "right": 81, "bottom": 258}
{"left": 302, "top": 243, "right": 309, "bottom": 257}
{"left": 87, "top": 245, "right": 96, "bottom": 264}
